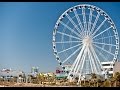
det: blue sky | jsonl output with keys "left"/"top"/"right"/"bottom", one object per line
{"left": 0, "top": 2, "right": 120, "bottom": 73}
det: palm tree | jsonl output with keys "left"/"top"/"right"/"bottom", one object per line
{"left": 41, "top": 74, "right": 45, "bottom": 85}
{"left": 47, "top": 74, "right": 51, "bottom": 85}
{"left": 37, "top": 73, "right": 43, "bottom": 84}
{"left": 103, "top": 79, "right": 111, "bottom": 87}
{"left": 88, "top": 79, "right": 91, "bottom": 87}
{"left": 52, "top": 73, "right": 56, "bottom": 85}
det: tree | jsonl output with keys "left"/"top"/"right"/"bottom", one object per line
{"left": 37, "top": 73, "right": 44, "bottom": 84}
{"left": 91, "top": 73, "right": 97, "bottom": 87}
{"left": 97, "top": 79, "right": 102, "bottom": 87}
{"left": 103, "top": 79, "right": 111, "bottom": 87}
{"left": 114, "top": 72, "right": 120, "bottom": 87}
{"left": 109, "top": 75, "right": 115, "bottom": 87}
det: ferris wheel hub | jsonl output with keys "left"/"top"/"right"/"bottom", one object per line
{"left": 82, "top": 36, "right": 92, "bottom": 46}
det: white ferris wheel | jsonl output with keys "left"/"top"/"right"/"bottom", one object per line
{"left": 52, "top": 4, "right": 119, "bottom": 82}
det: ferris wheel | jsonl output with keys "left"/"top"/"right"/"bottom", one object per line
{"left": 52, "top": 4, "right": 119, "bottom": 81}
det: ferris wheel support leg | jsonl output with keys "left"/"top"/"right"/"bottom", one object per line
{"left": 73, "top": 49, "right": 84, "bottom": 75}
{"left": 77, "top": 73, "right": 82, "bottom": 86}
{"left": 67, "top": 45, "right": 86, "bottom": 80}
{"left": 76, "top": 47, "right": 87, "bottom": 75}
{"left": 72, "top": 56, "right": 81, "bottom": 76}
{"left": 75, "top": 53, "right": 85, "bottom": 75}
{"left": 73, "top": 45, "right": 86, "bottom": 75}
{"left": 88, "top": 47, "right": 98, "bottom": 74}
{"left": 90, "top": 45, "right": 103, "bottom": 74}
{"left": 88, "top": 48, "right": 94, "bottom": 73}
{"left": 72, "top": 48, "right": 84, "bottom": 74}
{"left": 90, "top": 46, "right": 100, "bottom": 71}
{"left": 67, "top": 47, "right": 82, "bottom": 80}
{"left": 77, "top": 47, "right": 88, "bottom": 83}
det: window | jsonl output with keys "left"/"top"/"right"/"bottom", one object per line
{"left": 109, "top": 68, "right": 113, "bottom": 71}
{"left": 102, "top": 64, "right": 110, "bottom": 66}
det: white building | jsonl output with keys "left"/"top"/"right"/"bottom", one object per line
{"left": 101, "top": 61, "right": 114, "bottom": 76}
{"left": 63, "top": 64, "right": 71, "bottom": 75}
{"left": 0, "top": 68, "right": 19, "bottom": 78}
{"left": 101, "top": 61, "right": 120, "bottom": 77}
{"left": 30, "top": 67, "right": 39, "bottom": 77}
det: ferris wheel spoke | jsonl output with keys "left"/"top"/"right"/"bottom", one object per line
{"left": 68, "top": 54, "right": 80, "bottom": 74}
{"left": 82, "top": 7, "right": 87, "bottom": 34}
{"left": 88, "top": 47, "right": 98, "bottom": 74}
{"left": 56, "top": 40, "right": 82, "bottom": 44}
{"left": 65, "top": 13, "right": 81, "bottom": 36}
{"left": 73, "top": 8, "right": 84, "bottom": 33}
{"left": 95, "top": 46, "right": 108, "bottom": 62}
{"left": 60, "top": 21, "right": 81, "bottom": 38}
{"left": 92, "top": 18, "right": 107, "bottom": 36}
{"left": 93, "top": 43, "right": 115, "bottom": 56}
{"left": 107, "top": 30, "right": 111, "bottom": 52}
{"left": 90, "top": 45, "right": 103, "bottom": 71}
{"left": 88, "top": 48, "right": 94, "bottom": 73}
{"left": 93, "top": 35, "right": 115, "bottom": 41}
{"left": 68, "top": 55, "right": 80, "bottom": 77}
{"left": 62, "top": 45, "right": 82, "bottom": 64}
{"left": 90, "top": 12, "right": 100, "bottom": 34}
{"left": 58, "top": 43, "right": 81, "bottom": 54}
{"left": 92, "top": 41, "right": 117, "bottom": 47}
{"left": 76, "top": 46, "right": 87, "bottom": 74}
{"left": 70, "top": 54, "right": 82, "bottom": 75}
{"left": 68, "top": 45, "right": 85, "bottom": 76}
{"left": 90, "top": 47, "right": 100, "bottom": 74}
{"left": 88, "top": 8, "right": 93, "bottom": 35}
{"left": 57, "top": 31, "right": 80, "bottom": 40}
{"left": 76, "top": 51, "right": 86, "bottom": 74}
{"left": 73, "top": 8, "right": 85, "bottom": 39}
{"left": 72, "top": 45, "right": 86, "bottom": 74}
{"left": 92, "top": 26, "right": 112, "bottom": 39}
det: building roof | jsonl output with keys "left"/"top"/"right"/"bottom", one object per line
{"left": 101, "top": 61, "right": 114, "bottom": 64}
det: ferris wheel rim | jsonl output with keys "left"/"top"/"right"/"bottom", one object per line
{"left": 53, "top": 4, "right": 119, "bottom": 75}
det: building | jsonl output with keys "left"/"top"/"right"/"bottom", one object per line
{"left": 101, "top": 61, "right": 114, "bottom": 76}
{"left": 0, "top": 68, "right": 26, "bottom": 82}
{"left": 97, "top": 61, "right": 120, "bottom": 78}
{"left": 55, "top": 64, "right": 72, "bottom": 79}
{"left": 63, "top": 64, "right": 71, "bottom": 74}
{"left": 0, "top": 68, "right": 19, "bottom": 78}
{"left": 31, "top": 67, "right": 39, "bottom": 77}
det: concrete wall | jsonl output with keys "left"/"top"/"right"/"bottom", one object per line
{"left": 113, "top": 62, "right": 120, "bottom": 76}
